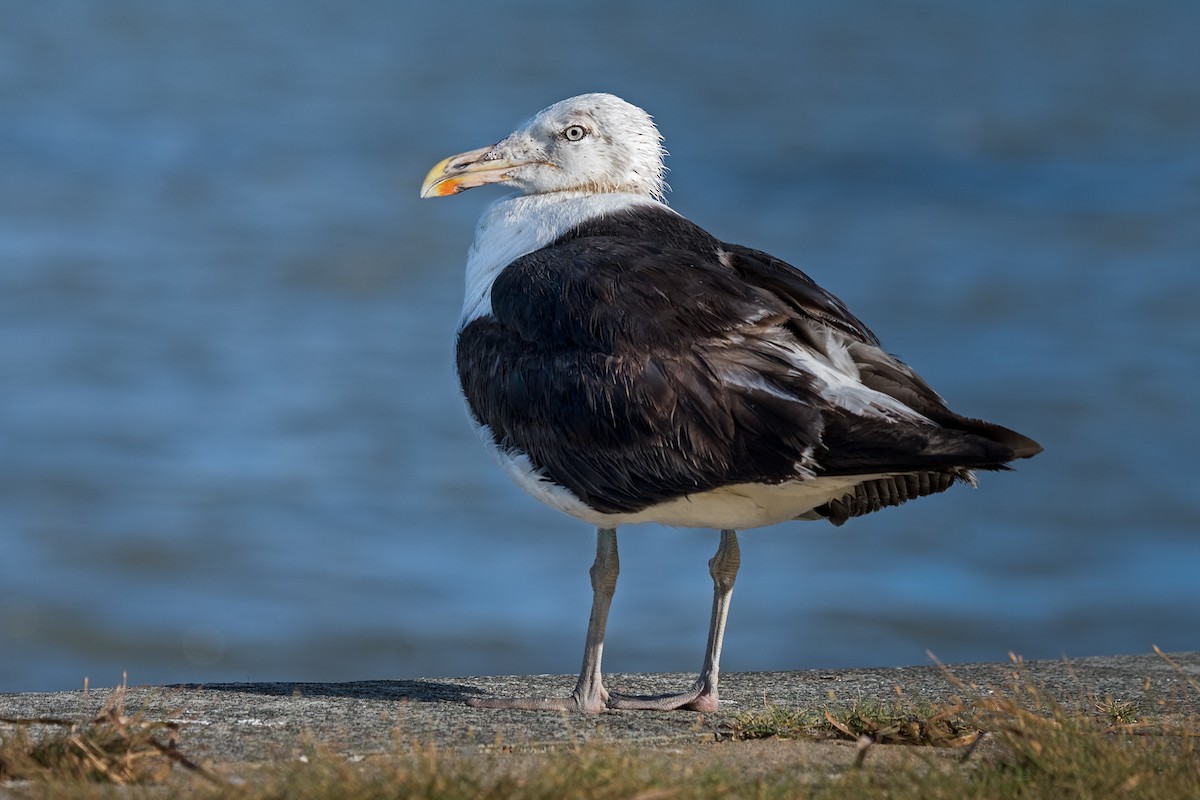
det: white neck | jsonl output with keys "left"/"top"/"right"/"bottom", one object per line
{"left": 458, "top": 191, "right": 673, "bottom": 328}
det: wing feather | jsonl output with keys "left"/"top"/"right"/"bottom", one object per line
{"left": 457, "top": 207, "right": 1040, "bottom": 520}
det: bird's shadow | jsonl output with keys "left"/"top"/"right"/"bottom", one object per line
{"left": 167, "top": 679, "right": 485, "bottom": 704}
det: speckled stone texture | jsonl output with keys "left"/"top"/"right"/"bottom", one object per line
{"left": 1, "top": 653, "right": 1196, "bottom": 766}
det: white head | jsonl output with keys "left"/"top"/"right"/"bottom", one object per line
{"left": 421, "top": 93, "right": 667, "bottom": 201}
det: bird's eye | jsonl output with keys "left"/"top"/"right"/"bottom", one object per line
{"left": 562, "top": 125, "right": 588, "bottom": 142}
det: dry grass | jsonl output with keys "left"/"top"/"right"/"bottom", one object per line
{"left": 3, "top": 651, "right": 1198, "bottom": 799}
{"left": 0, "top": 676, "right": 222, "bottom": 789}
{"left": 726, "top": 695, "right": 979, "bottom": 748}
{"left": 724, "top": 648, "right": 1200, "bottom": 794}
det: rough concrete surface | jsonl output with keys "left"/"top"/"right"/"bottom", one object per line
{"left": 1, "top": 652, "right": 1197, "bottom": 770}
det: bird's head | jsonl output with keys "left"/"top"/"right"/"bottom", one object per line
{"left": 420, "top": 93, "right": 666, "bottom": 201}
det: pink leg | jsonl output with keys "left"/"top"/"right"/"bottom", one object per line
{"left": 467, "top": 527, "right": 619, "bottom": 713}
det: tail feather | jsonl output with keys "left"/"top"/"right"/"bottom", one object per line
{"left": 815, "top": 470, "right": 968, "bottom": 526}
{"left": 811, "top": 411, "right": 1041, "bottom": 526}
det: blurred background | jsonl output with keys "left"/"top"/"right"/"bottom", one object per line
{"left": 2, "top": 1, "right": 1198, "bottom": 693}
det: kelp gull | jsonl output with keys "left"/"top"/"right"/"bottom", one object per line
{"left": 420, "top": 93, "right": 1041, "bottom": 713}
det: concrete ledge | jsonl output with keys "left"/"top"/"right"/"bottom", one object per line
{"left": 2, "top": 653, "right": 1197, "bottom": 766}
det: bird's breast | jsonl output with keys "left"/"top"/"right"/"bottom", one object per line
{"left": 458, "top": 193, "right": 672, "bottom": 329}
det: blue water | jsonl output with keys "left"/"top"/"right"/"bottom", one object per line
{"left": 2, "top": 1, "right": 1199, "bottom": 692}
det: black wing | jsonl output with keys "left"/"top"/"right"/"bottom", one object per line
{"left": 458, "top": 235, "right": 828, "bottom": 515}
{"left": 725, "top": 243, "right": 1041, "bottom": 457}
{"left": 457, "top": 208, "right": 1040, "bottom": 520}
{"left": 724, "top": 243, "right": 1041, "bottom": 523}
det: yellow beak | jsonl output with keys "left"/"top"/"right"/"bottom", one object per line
{"left": 420, "top": 145, "right": 542, "bottom": 198}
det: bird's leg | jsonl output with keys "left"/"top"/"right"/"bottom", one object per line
{"left": 569, "top": 526, "right": 620, "bottom": 708}
{"left": 467, "top": 527, "right": 619, "bottom": 713}
{"left": 608, "top": 529, "right": 740, "bottom": 712}
{"left": 687, "top": 528, "right": 740, "bottom": 711}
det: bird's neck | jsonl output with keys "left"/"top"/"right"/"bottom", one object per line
{"left": 458, "top": 191, "right": 672, "bottom": 328}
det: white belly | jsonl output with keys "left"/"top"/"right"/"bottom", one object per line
{"left": 480, "top": 423, "right": 876, "bottom": 530}
{"left": 596, "top": 476, "right": 885, "bottom": 529}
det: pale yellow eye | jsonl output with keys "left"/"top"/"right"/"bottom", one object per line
{"left": 562, "top": 125, "right": 588, "bottom": 142}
